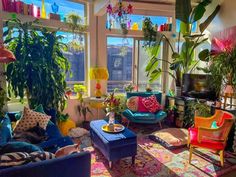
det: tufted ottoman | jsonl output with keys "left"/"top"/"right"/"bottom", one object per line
{"left": 90, "top": 120, "right": 137, "bottom": 168}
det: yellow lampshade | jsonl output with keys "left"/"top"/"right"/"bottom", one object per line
{"left": 89, "top": 67, "right": 109, "bottom": 80}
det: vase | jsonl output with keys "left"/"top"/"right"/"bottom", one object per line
{"left": 108, "top": 112, "right": 115, "bottom": 125}
{"left": 175, "top": 86, "right": 182, "bottom": 97}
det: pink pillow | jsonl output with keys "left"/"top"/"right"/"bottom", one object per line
{"left": 141, "top": 95, "right": 162, "bottom": 113}
{"left": 138, "top": 96, "right": 149, "bottom": 112}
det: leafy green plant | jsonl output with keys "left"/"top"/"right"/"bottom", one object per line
{"left": 143, "top": 0, "right": 220, "bottom": 87}
{"left": 0, "top": 88, "right": 8, "bottom": 118}
{"left": 198, "top": 40, "right": 236, "bottom": 95}
{"left": 4, "top": 19, "right": 70, "bottom": 113}
{"left": 184, "top": 100, "right": 211, "bottom": 127}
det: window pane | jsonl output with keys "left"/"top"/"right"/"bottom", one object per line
{"left": 138, "top": 41, "right": 162, "bottom": 91}
{"left": 22, "top": 0, "right": 85, "bottom": 22}
{"left": 107, "top": 14, "right": 171, "bottom": 31}
{"left": 57, "top": 31, "right": 85, "bottom": 82}
{"left": 107, "top": 37, "right": 133, "bottom": 92}
{"left": 176, "top": 19, "right": 197, "bottom": 33}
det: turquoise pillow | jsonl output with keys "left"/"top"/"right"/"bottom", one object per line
{"left": 34, "top": 104, "right": 46, "bottom": 114}
{"left": 0, "top": 116, "right": 13, "bottom": 145}
{"left": 211, "top": 121, "right": 219, "bottom": 129}
{"left": 0, "top": 141, "right": 42, "bottom": 155}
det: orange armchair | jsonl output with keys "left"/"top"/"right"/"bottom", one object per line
{"left": 188, "top": 110, "right": 235, "bottom": 166}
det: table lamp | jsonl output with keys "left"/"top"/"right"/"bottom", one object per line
{"left": 89, "top": 67, "right": 109, "bottom": 98}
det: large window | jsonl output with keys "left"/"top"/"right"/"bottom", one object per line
{"left": 107, "top": 37, "right": 133, "bottom": 92}
{"left": 137, "top": 41, "right": 163, "bottom": 91}
{"left": 57, "top": 31, "right": 86, "bottom": 84}
{"left": 22, "top": 0, "right": 85, "bottom": 22}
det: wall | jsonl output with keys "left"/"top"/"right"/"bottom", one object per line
{"left": 205, "top": 0, "right": 236, "bottom": 34}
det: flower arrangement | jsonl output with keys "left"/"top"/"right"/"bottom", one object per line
{"left": 103, "top": 90, "right": 121, "bottom": 116}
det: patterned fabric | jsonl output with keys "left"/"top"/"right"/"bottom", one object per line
{"left": 30, "top": 151, "right": 55, "bottom": 162}
{"left": 149, "top": 128, "right": 188, "bottom": 149}
{"left": 0, "top": 152, "right": 30, "bottom": 167}
{"left": 0, "top": 151, "right": 55, "bottom": 167}
{"left": 14, "top": 107, "right": 51, "bottom": 132}
{"left": 141, "top": 95, "right": 161, "bottom": 113}
{"left": 137, "top": 96, "right": 149, "bottom": 112}
{"left": 68, "top": 127, "right": 89, "bottom": 138}
{"left": 126, "top": 96, "right": 139, "bottom": 112}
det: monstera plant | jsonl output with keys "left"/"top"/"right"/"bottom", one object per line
{"left": 4, "top": 19, "right": 70, "bottom": 113}
{"left": 144, "top": 0, "right": 220, "bottom": 91}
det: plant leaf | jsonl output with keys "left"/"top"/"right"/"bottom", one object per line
{"left": 199, "top": 5, "right": 220, "bottom": 33}
{"left": 175, "top": 0, "right": 192, "bottom": 23}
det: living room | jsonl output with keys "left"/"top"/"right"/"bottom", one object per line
{"left": 0, "top": 0, "right": 236, "bottom": 177}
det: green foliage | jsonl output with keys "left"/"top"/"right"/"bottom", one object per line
{"left": 4, "top": 19, "right": 70, "bottom": 113}
{"left": 184, "top": 100, "right": 211, "bottom": 127}
{"left": 0, "top": 88, "right": 8, "bottom": 118}
{"left": 58, "top": 113, "right": 69, "bottom": 122}
{"left": 143, "top": 0, "right": 220, "bottom": 87}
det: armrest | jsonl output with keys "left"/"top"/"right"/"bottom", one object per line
{"left": 0, "top": 152, "right": 91, "bottom": 177}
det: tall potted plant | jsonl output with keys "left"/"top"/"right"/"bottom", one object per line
{"left": 143, "top": 0, "right": 220, "bottom": 95}
{"left": 4, "top": 19, "right": 70, "bottom": 114}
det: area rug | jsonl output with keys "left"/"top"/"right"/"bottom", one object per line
{"left": 85, "top": 135, "right": 236, "bottom": 177}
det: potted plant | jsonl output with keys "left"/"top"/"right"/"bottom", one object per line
{"left": 143, "top": 0, "right": 220, "bottom": 95}
{"left": 74, "top": 85, "right": 92, "bottom": 129}
{"left": 4, "top": 19, "right": 70, "bottom": 115}
{"left": 123, "top": 83, "right": 135, "bottom": 92}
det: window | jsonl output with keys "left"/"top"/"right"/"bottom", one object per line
{"left": 57, "top": 31, "right": 86, "bottom": 84}
{"left": 107, "top": 14, "right": 171, "bottom": 31}
{"left": 176, "top": 19, "right": 197, "bottom": 33}
{"left": 22, "top": 0, "right": 85, "bottom": 22}
{"left": 107, "top": 37, "right": 133, "bottom": 92}
{"left": 137, "top": 41, "right": 163, "bottom": 91}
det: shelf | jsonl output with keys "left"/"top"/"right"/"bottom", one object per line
{"left": 2, "top": 11, "right": 89, "bottom": 32}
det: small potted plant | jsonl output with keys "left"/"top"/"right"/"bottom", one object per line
{"left": 73, "top": 84, "right": 87, "bottom": 100}
{"left": 123, "top": 83, "right": 135, "bottom": 92}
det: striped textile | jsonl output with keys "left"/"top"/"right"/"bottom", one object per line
{"left": 0, "top": 151, "right": 55, "bottom": 167}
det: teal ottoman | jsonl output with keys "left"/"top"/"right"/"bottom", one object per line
{"left": 90, "top": 120, "right": 137, "bottom": 168}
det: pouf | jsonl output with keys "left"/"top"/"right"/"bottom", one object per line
{"left": 90, "top": 120, "right": 137, "bottom": 168}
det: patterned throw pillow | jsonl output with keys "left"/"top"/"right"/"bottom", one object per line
{"left": 0, "top": 151, "right": 55, "bottom": 167}
{"left": 0, "top": 152, "right": 31, "bottom": 167}
{"left": 141, "top": 95, "right": 162, "bottom": 113}
{"left": 126, "top": 96, "right": 139, "bottom": 112}
{"left": 14, "top": 107, "right": 51, "bottom": 132}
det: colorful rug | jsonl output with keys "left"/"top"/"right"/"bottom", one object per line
{"left": 85, "top": 135, "right": 236, "bottom": 177}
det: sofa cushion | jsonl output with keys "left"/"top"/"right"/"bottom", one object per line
{"left": 29, "top": 151, "right": 55, "bottom": 162}
{"left": 126, "top": 96, "right": 139, "bottom": 112}
{"left": 141, "top": 95, "right": 162, "bottom": 113}
{"left": 0, "top": 116, "right": 12, "bottom": 145}
{"left": 133, "top": 112, "right": 156, "bottom": 120}
{"left": 149, "top": 128, "right": 188, "bottom": 149}
{"left": 0, "top": 141, "right": 42, "bottom": 155}
{"left": 14, "top": 107, "right": 51, "bottom": 132}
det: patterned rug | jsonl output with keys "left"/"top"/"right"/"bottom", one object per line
{"left": 81, "top": 124, "right": 236, "bottom": 177}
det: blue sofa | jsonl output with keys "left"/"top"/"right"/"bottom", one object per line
{"left": 123, "top": 92, "right": 167, "bottom": 126}
{"left": 0, "top": 113, "right": 91, "bottom": 177}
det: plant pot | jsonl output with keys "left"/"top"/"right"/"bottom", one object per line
{"left": 175, "top": 86, "right": 182, "bottom": 97}
{"left": 58, "top": 119, "right": 76, "bottom": 136}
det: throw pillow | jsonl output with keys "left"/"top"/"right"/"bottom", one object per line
{"left": 149, "top": 128, "right": 188, "bottom": 150}
{"left": 30, "top": 151, "right": 55, "bottom": 162}
{"left": 137, "top": 96, "right": 149, "bottom": 112}
{"left": 142, "top": 95, "right": 162, "bottom": 113}
{"left": 0, "top": 141, "right": 42, "bottom": 155}
{"left": 0, "top": 152, "right": 30, "bottom": 167}
{"left": 126, "top": 96, "right": 139, "bottom": 112}
{"left": 0, "top": 117, "right": 13, "bottom": 145}
{"left": 14, "top": 107, "right": 51, "bottom": 132}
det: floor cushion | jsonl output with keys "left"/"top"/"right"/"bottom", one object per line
{"left": 149, "top": 128, "right": 188, "bottom": 149}
{"left": 14, "top": 107, "right": 51, "bottom": 132}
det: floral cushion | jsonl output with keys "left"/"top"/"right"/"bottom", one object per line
{"left": 14, "top": 107, "right": 51, "bottom": 132}
{"left": 149, "top": 128, "right": 188, "bottom": 149}
{"left": 141, "top": 95, "right": 161, "bottom": 113}
{"left": 126, "top": 96, "right": 139, "bottom": 112}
